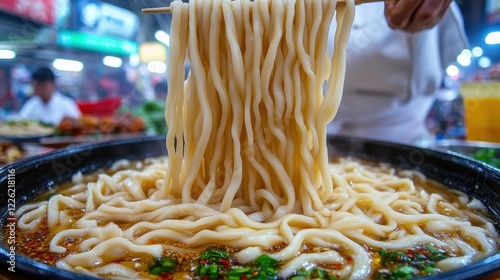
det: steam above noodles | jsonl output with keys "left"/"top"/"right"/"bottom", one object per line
{"left": 14, "top": 0, "right": 499, "bottom": 279}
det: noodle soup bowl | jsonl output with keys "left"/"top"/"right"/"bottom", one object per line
{"left": 0, "top": 136, "right": 499, "bottom": 279}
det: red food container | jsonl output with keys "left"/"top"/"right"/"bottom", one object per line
{"left": 76, "top": 97, "right": 122, "bottom": 117}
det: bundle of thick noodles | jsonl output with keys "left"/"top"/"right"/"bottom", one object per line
{"left": 14, "top": 0, "right": 498, "bottom": 279}
{"left": 164, "top": 0, "right": 352, "bottom": 218}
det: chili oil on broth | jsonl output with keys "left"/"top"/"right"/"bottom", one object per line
{"left": 8, "top": 156, "right": 500, "bottom": 280}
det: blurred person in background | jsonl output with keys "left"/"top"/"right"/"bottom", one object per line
{"left": 328, "top": 0, "right": 468, "bottom": 144}
{"left": 18, "top": 66, "right": 81, "bottom": 125}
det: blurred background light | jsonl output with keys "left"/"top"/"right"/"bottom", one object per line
{"left": 52, "top": 58, "right": 84, "bottom": 72}
{"left": 103, "top": 56, "right": 123, "bottom": 68}
{"left": 129, "top": 53, "right": 140, "bottom": 67}
{"left": 485, "top": 31, "right": 500, "bottom": 45}
{"left": 155, "top": 30, "right": 170, "bottom": 46}
{"left": 457, "top": 54, "right": 472, "bottom": 67}
{"left": 478, "top": 57, "right": 492, "bottom": 68}
{"left": 0, "top": 50, "right": 16, "bottom": 59}
{"left": 461, "top": 49, "right": 472, "bottom": 58}
{"left": 147, "top": 61, "right": 167, "bottom": 74}
{"left": 472, "top": 47, "right": 483, "bottom": 57}
{"left": 446, "top": 65, "right": 460, "bottom": 77}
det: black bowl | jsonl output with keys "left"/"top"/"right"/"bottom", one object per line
{"left": 0, "top": 136, "right": 499, "bottom": 279}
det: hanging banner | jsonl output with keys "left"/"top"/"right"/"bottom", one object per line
{"left": 0, "top": 0, "right": 55, "bottom": 26}
{"left": 73, "top": 0, "right": 139, "bottom": 40}
{"left": 58, "top": 29, "right": 139, "bottom": 56}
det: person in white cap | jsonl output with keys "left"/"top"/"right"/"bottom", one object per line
{"left": 18, "top": 66, "right": 81, "bottom": 126}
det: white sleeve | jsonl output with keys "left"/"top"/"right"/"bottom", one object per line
{"left": 408, "top": 2, "right": 468, "bottom": 98}
{"left": 18, "top": 98, "right": 35, "bottom": 120}
{"left": 439, "top": 2, "right": 469, "bottom": 69}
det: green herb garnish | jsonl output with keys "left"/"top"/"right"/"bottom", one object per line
{"left": 376, "top": 245, "right": 449, "bottom": 280}
{"left": 200, "top": 247, "right": 232, "bottom": 262}
{"left": 291, "top": 267, "right": 337, "bottom": 280}
{"left": 472, "top": 148, "right": 500, "bottom": 168}
{"left": 196, "top": 248, "right": 280, "bottom": 280}
{"left": 196, "top": 248, "right": 234, "bottom": 279}
{"left": 148, "top": 256, "right": 177, "bottom": 276}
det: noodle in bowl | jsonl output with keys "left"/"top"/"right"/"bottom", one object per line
{"left": 0, "top": 136, "right": 499, "bottom": 280}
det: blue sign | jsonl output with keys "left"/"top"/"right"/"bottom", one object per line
{"left": 74, "top": 0, "right": 139, "bottom": 40}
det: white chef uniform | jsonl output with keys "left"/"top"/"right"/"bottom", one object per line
{"left": 18, "top": 91, "right": 81, "bottom": 126}
{"left": 327, "top": 2, "right": 468, "bottom": 144}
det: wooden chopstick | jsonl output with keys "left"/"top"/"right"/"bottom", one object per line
{"left": 142, "top": 7, "right": 172, "bottom": 14}
{"left": 142, "top": 0, "right": 391, "bottom": 14}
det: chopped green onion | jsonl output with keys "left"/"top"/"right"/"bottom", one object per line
{"left": 201, "top": 248, "right": 232, "bottom": 261}
{"left": 376, "top": 245, "right": 450, "bottom": 280}
{"left": 148, "top": 256, "right": 177, "bottom": 276}
{"left": 392, "top": 265, "right": 415, "bottom": 279}
{"left": 255, "top": 254, "right": 279, "bottom": 269}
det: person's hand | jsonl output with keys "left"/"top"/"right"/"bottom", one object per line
{"left": 384, "top": 0, "right": 453, "bottom": 33}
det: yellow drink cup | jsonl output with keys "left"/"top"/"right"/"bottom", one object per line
{"left": 460, "top": 82, "right": 500, "bottom": 143}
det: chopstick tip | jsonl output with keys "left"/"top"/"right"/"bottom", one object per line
{"left": 142, "top": 7, "right": 172, "bottom": 14}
